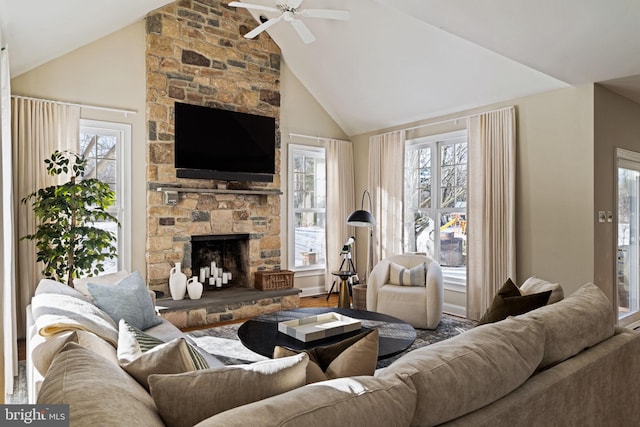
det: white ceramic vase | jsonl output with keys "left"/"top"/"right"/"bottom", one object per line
{"left": 187, "top": 276, "right": 203, "bottom": 300}
{"left": 169, "top": 262, "right": 187, "bottom": 300}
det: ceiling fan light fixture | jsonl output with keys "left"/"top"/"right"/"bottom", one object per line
{"left": 230, "top": 0, "right": 350, "bottom": 43}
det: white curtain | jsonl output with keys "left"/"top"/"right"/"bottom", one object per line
{"left": 324, "top": 139, "right": 355, "bottom": 290}
{"left": 1, "top": 47, "right": 17, "bottom": 398}
{"left": 368, "top": 130, "right": 405, "bottom": 271}
{"left": 466, "top": 107, "right": 516, "bottom": 320}
{"left": 11, "top": 97, "right": 80, "bottom": 338}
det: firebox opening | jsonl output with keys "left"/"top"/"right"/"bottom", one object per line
{"left": 190, "top": 234, "right": 250, "bottom": 290}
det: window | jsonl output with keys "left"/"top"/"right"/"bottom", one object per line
{"left": 288, "top": 144, "right": 326, "bottom": 271}
{"left": 404, "top": 130, "right": 467, "bottom": 287}
{"left": 79, "top": 119, "right": 131, "bottom": 274}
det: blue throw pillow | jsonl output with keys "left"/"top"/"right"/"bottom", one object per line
{"left": 88, "top": 271, "right": 162, "bottom": 330}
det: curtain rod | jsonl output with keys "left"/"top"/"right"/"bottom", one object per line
{"left": 403, "top": 105, "right": 514, "bottom": 133}
{"left": 11, "top": 94, "right": 137, "bottom": 116}
{"left": 289, "top": 132, "right": 350, "bottom": 144}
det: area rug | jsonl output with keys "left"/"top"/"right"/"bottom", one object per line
{"left": 187, "top": 313, "right": 477, "bottom": 369}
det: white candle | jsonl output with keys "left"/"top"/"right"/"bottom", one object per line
{"left": 222, "top": 273, "right": 229, "bottom": 285}
{"left": 228, "top": 272, "right": 232, "bottom": 281}
{"left": 204, "top": 266, "right": 210, "bottom": 278}
{"left": 199, "top": 268, "right": 206, "bottom": 283}
{"left": 216, "top": 277, "right": 222, "bottom": 287}
{"left": 211, "top": 267, "right": 218, "bottom": 278}
{"left": 209, "top": 277, "right": 215, "bottom": 286}
{"left": 210, "top": 261, "right": 216, "bottom": 270}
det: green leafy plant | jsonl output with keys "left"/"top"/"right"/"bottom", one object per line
{"left": 22, "top": 150, "right": 119, "bottom": 287}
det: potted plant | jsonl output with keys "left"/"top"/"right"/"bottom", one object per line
{"left": 22, "top": 150, "right": 119, "bottom": 287}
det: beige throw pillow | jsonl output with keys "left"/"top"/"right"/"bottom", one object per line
{"left": 273, "top": 329, "right": 379, "bottom": 383}
{"left": 148, "top": 353, "right": 308, "bottom": 427}
{"left": 389, "top": 261, "right": 426, "bottom": 286}
{"left": 520, "top": 276, "right": 564, "bottom": 304}
{"left": 117, "top": 319, "right": 208, "bottom": 389}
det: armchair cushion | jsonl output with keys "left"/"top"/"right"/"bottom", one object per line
{"left": 389, "top": 261, "right": 427, "bottom": 286}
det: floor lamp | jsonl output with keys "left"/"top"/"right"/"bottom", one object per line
{"left": 346, "top": 190, "right": 376, "bottom": 283}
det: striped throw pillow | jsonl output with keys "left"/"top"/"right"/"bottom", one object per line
{"left": 389, "top": 261, "right": 427, "bottom": 286}
{"left": 117, "top": 320, "right": 209, "bottom": 389}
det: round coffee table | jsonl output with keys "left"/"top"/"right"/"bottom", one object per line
{"left": 238, "top": 307, "right": 416, "bottom": 360}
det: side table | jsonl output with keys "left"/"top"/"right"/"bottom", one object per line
{"left": 352, "top": 284, "right": 367, "bottom": 310}
{"left": 331, "top": 271, "right": 356, "bottom": 308}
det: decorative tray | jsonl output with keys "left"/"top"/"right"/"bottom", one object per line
{"left": 277, "top": 312, "right": 362, "bottom": 342}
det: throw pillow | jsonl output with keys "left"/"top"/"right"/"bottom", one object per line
{"left": 73, "top": 269, "right": 129, "bottom": 296}
{"left": 117, "top": 320, "right": 208, "bottom": 390}
{"left": 87, "top": 271, "right": 161, "bottom": 330}
{"left": 389, "top": 261, "right": 427, "bottom": 286}
{"left": 148, "top": 353, "right": 308, "bottom": 427}
{"left": 520, "top": 276, "right": 564, "bottom": 304}
{"left": 478, "top": 278, "right": 551, "bottom": 325}
{"left": 34, "top": 278, "right": 92, "bottom": 302}
{"left": 273, "top": 328, "right": 379, "bottom": 384}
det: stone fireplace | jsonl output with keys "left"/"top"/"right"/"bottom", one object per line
{"left": 144, "top": 1, "right": 283, "bottom": 295}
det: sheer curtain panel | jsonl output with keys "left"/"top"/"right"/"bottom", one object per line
{"left": 466, "top": 107, "right": 516, "bottom": 320}
{"left": 11, "top": 97, "right": 80, "bottom": 338}
{"left": 324, "top": 139, "right": 355, "bottom": 290}
{"left": 368, "top": 131, "right": 405, "bottom": 270}
{"left": 1, "top": 47, "right": 17, "bottom": 398}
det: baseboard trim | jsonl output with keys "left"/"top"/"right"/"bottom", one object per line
{"left": 443, "top": 302, "right": 467, "bottom": 318}
{"left": 299, "top": 286, "right": 327, "bottom": 298}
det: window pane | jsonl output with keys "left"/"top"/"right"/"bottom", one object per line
{"left": 404, "top": 211, "right": 435, "bottom": 257}
{"left": 98, "top": 135, "right": 117, "bottom": 159}
{"left": 294, "top": 212, "right": 326, "bottom": 267}
{"left": 439, "top": 213, "right": 466, "bottom": 267}
{"left": 97, "top": 159, "right": 117, "bottom": 184}
{"left": 441, "top": 145, "right": 455, "bottom": 166}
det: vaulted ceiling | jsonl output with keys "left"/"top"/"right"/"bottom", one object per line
{"left": 2, "top": 0, "right": 639, "bottom": 136}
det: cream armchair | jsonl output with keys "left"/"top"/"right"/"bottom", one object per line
{"left": 366, "top": 254, "right": 443, "bottom": 329}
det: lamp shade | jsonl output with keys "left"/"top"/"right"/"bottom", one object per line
{"left": 346, "top": 209, "right": 376, "bottom": 227}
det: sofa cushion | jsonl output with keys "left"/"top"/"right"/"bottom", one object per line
{"left": 389, "top": 260, "right": 426, "bottom": 286}
{"left": 273, "top": 329, "right": 378, "bottom": 383}
{"left": 34, "top": 278, "right": 92, "bottom": 302}
{"left": 379, "top": 315, "right": 545, "bottom": 426}
{"left": 194, "top": 375, "right": 417, "bottom": 427}
{"left": 520, "top": 276, "right": 564, "bottom": 304}
{"left": 73, "top": 269, "right": 130, "bottom": 296}
{"left": 31, "top": 329, "right": 118, "bottom": 376}
{"left": 478, "top": 278, "right": 551, "bottom": 324}
{"left": 521, "top": 282, "right": 615, "bottom": 369}
{"left": 88, "top": 271, "right": 161, "bottom": 330}
{"left": 149, "top": 353, "right": 308, "bottom": 427}
{"left": 117, "top": 320, "right": 209, "bottom": 389}
{"left": 37, "top": 342, "right": 164, "bottom": 426}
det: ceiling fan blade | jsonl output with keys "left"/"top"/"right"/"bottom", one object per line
{"left": 299, "top": 9, "right": 350, "bottom": 20}
{"left": 290, "top": 19, "right": 316, "bottom": 44}
{"left": 244, "top": 15, "right": 283, "bottom": 39}
{"left": 287, "top": 0, "right": 305, "bottom": 9}
{"left": 228, "top": 1, "right": 279, "bottom": 14}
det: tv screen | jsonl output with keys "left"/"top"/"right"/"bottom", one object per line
{"left": 174, "top": 102, "right": 276, "bottom": 182}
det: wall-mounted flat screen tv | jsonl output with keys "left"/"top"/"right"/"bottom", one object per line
{"left": 174, "top": 102, "right": 276, "bottom": 182}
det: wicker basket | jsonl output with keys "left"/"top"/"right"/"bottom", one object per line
{"left": 254, "top": 270, "right": 294, "bottom": 291}
{"left": 352, "top": 284, "right": 367, "bottom": 310}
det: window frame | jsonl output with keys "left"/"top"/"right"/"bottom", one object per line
{"left": 79, "top": 119, "right": 132, "bottom": 273}
{"left": 287, "top": 143, "right": 327, "bottom": 273}
{"left": 404, "top": 130, "right": 467, "bottom": 291}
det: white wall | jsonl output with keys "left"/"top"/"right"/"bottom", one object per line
{"left": 279, "top": 59, "right": 349, "bottom": 296}
{"left": 11, "top": 21, "right": 149, "bottom": 278}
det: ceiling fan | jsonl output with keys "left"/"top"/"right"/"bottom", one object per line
{"left": 228, "top": 0, "right": 350, "bottom": 44}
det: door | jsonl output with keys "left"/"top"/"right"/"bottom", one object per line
{"left": 617, "top": 149, "right": 640, "bottom": 326}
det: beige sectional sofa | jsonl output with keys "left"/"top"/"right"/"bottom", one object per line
{"left": 28, "top": 275, "right": 640, "bottom": 427}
